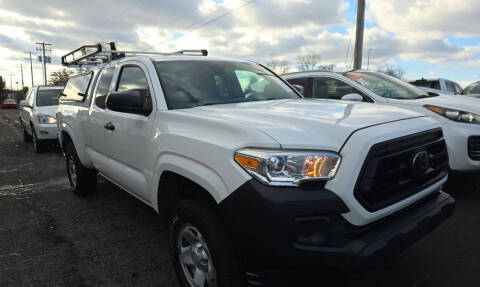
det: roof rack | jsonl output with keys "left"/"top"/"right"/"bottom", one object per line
{"left": 61, "top": 42, "right": 208, "bottom": 69}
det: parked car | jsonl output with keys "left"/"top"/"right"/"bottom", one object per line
{"left": 409, "top": 78, "right": 462, "bottom": 95}
{"left": 57, "top": 45, "right": 454, "bottom": 287}
{"left": 2, "top": 98, "right": 18, "bottom": 109}
{"left": 461, "top": 81, "right": 480, "bottom": 98}
{"left": 18, "top": 86, "right": 63, "bottom": 153}
{"left": 284, "top": 70, "right": 480, "bottom": 173}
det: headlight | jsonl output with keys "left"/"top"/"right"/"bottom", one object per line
{"left": 234, "top": 148, "right": 341, "bottom": 186}
{"left": 37, "top": 114, "right": 57, "bottom": 124}
{"left": 425, "top": 105, "right": 480, "bottom": 124}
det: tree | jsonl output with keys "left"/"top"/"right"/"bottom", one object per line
{"left": 318, "top": 64, "right": 336, "bottom": 71}
{"left": 265, "top": 57, "right": 290, "bottom": 75}
{"left": 0, "top": 76, "right": 5, "bottom": 102}
{"left": 48, "top": 69, "right": 72, "bottom": 86}
{"left": 296, "top": 54, "right": 320, "bottom": 71}
{"left": 377, "top": 66, "right": 406, "bottom": 80}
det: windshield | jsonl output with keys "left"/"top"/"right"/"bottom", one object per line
{"left": 36, "top": 88, "right": 62, "bottom": 106}
{"left": 462, "top": 83, "right": 480, "bottom": 95}
{"left": 154, "top": 60, "right": 299, "bottom": 109}
{"left": 346, "top": 72, "right": 431, "bottom": 100}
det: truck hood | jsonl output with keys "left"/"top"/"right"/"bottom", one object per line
{"left": 185, "top": 99, "right": 424, "bottom": 151}
{"left": 392, "top": 95, "right": 480, "bottom": 114}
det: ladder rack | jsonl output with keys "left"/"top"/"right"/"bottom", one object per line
{"left": 61, "top": 42, "right": 208, "bottom": 69}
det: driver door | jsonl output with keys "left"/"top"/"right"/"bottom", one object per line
{"left": 103, "top": 62, "right": 156, "bottom": 202}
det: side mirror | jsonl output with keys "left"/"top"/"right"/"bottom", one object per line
{"left": 106, "top": 90, "right": 151, "bottom": 116}
{"left": 292, "top": 84, "right": 304, "bottom": 96}
{"left": 19, "top": 100, "right": 31, "bottom": 108}
{"left": 341, "top": 93, "right": 363, "bottom": 102}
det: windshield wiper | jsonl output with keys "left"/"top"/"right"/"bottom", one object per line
{"left": 416, "top": 93, "right": 439, "bottom": 99}
{"left": 198, "top": 100, "right": 246, "bottom": 107}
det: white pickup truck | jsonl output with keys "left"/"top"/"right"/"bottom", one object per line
{"left": 56, "top": 45, "right": 454, "bottom": 287}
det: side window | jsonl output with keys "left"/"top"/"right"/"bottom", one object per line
{"left": 312, "top": 78, "right": 366, "bottom": 101}
{"left": 115, "top": 66, "right": 152, "bottom": 113}
{"left": 94, "top": 67, "right": 115, "bottom": 109}
{"left": 287, "top": 78, "right": 310, "bottom": 97}
{"left": 445, "top": 81, "right": 455, "bottom": 93}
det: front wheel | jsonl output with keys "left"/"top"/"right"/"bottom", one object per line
{"left": 31, "top": 125, "right": 44, "bottom": 153}
{"left": 170, "top": 199, "right": 244, "bottom": 287}
{"left": 21, "top": 123, "right": 32, "bottom": 143}
{"left": 65, "top": 143, "right": 97, "bottom": 195}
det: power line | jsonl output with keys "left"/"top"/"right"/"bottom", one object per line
{"left": 167, "top": 6, "right": 199, "bottom": 27}
{"left": 160, "top": 0, "right": 259, "bottom": 46}
{"left": 97, "top": 0, "right": 146, "bottom": 29}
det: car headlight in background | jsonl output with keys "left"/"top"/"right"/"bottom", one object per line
{"left": 37, "top": 114, "right": 57, "bottom": 124}
{"left": 425, "top": 105, "right": 480, "bottom": 124}
{"left": 234, "top": 148, "right": 341, "bottom": 186}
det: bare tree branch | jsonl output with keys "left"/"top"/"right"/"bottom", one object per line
{"left": 296, "top": 54, "right": 320, "bottom": 71}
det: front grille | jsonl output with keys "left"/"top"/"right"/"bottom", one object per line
{"left": 468, "top": 136, "right": 480, "bottom": 160}
{"left": 354, "top": 128, "right": 448, "bottom": 212}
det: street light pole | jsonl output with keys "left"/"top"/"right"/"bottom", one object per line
{"left": 367, "top": 49, "right": 374, "bottom": 70}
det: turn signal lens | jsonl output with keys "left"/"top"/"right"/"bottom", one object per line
{"left": 234, "top": 154, "right": 259, "bottom": 169}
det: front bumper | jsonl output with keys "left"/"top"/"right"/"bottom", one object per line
{"left": 35, "top": 123, "right": 58, "bottom": 140}
{"left": 219, "top": 179, "right": 455, "bottom": 270}
{"left": 443, "top": 121, "right": 480, "bottom": 171}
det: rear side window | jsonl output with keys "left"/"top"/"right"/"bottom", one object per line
{"left": 36, "top": 89, "right": 62, "bottom": 106}
{"left": 62, "top": 72, "right": 93, "bottom": 101}
{"left": 287, "top": 77, "right": 310, "bottom": 96}
{"left": 312, "top": 78, "right": 366, "bottom": 101}
{"left": 411, "top": 80, "right": 441, "bottom": 90}
{"left": 94, "top": 68, "right": 115, "bottom": 109}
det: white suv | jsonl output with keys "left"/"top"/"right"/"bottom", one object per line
{"left": 19, "top": 86, "right": 63, "bottom": 153}
{"left": 57, "top": 46, "right": 454, "bottom": 286}
{"left": 284, "top": 71, "right": 480, "bottom": 173}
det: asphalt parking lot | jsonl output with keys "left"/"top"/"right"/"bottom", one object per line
{"left": 1, "top": 108, "right": 480, "bottom": 287}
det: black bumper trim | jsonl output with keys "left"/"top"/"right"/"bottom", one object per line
{"left": 219, "top": 179, "right": 455, "bottom": 269}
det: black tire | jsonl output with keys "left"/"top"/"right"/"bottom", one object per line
{"left": 169, "top": 199, "right": 245, "bottom": 287}
{"left": 31, "top": 125, "right": 44, "bottom": 153}
{"left": 65, "top": 142, "right": 97, "bottom": 195}
{"left": 21, "top": 123, "right": 32, "bottom": 143}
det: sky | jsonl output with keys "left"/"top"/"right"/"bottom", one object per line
{"left": 0, "top": 0, "right": 479, "bottom": 89}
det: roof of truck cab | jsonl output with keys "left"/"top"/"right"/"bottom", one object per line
{"left": 149, "top": 55, "right": 250, "bottom": 63}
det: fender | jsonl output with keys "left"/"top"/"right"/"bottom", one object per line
{"left": 152, "top": 152, "right": 236, "bottom": 213}
{"left": 60, "top": 121, "right": 93, "bottom": 168}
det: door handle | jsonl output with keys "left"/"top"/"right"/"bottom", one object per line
{"left": 104, "top": 122, "right": 115, "bottom": 131}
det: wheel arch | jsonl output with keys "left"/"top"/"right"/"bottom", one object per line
{"left": 153, "top": 154, "right": 230, "bottom": 216}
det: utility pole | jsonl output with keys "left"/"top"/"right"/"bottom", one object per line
{"left": 9, "top": 73, "right": 13, "bottom": 92}
{"left": 25, "top": 51, "right": 35, "bottom": 87}
{"left": 36, "top": 42, "right": 52, "bottom": 86}
{"left": 20, "top": 64, "right": 24, "bottom": 90}
{"left": 353, "top": 0, "right": 365, "bottom": 70}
